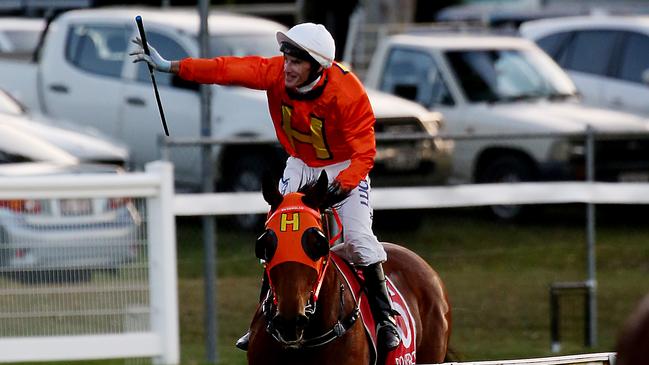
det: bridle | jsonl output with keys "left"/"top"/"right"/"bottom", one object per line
{"left": 257, "top": 194, "right": 361, "bottom": 349}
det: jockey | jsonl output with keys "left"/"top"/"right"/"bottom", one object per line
{"left": 131, "top": 22, "right": 401, "bottom": 352}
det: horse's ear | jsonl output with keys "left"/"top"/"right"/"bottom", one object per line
{"left": 302, "top": 171, "right": 328, "bottom": 209}
{"left": 262, "top": 172, "right": 283, "bottom": 210}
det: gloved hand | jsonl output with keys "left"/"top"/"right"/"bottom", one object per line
{"left": 129, "top": 37, "right": 172, "bottom": 72}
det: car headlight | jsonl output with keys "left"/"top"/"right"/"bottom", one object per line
{"left": 549, "top": 139, "right": 585, "bottom": 161}
{"left": 418, "top": 111, "right": 444, "bottom": 135}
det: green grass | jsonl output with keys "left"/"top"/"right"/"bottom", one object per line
{"left": 7, "top": 205, "right": 649, "bottom": 364}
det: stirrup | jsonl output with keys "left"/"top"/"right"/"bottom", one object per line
{"left": 377, "top": 320, "right": 401, "bottom": 350}
{"left": 235, "top": 331, "right": 250, "bottom": 351}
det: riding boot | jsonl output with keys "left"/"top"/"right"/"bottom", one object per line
{"left": 235, "top": 272, "right": 270, "bottom": 351}
{"left": 362, "top": 263, "right": 401, "bottom": 351}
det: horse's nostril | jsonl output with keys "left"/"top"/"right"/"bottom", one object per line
{"left": 271, "top": 314, "right": 285, "bottom": 329}
{"left": 272, "top": 314, "right": 308, "bottom": 330}
{"left": 295, "top": 314, "right": 309, "bottom": 328}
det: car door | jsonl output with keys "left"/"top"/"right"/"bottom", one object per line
{"left": 41, "top": 22, "right": 128, "bottom": 137}
{"left": 121, "top": 29, "right": 201, "bottom": 182}
{"left": 603, "top": 31, "right": 649, "bottom": 115}
{"left": 377, "top": 47, "right": 483, "bottom": 182}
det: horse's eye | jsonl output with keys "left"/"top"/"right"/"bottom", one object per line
{"left": 256, "top": 229, "right": 278, "bottom": 261}
{"left": 301, "top": 227, "right": 329, "bottom": 261}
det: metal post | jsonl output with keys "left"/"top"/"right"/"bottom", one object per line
{"left": 198, "top": 1, "right": 217, "bottom": 363}
{"left": 585, "top": 125, "right": 597, "bottom": 347}
{"left": 550, "top": 287, "right": 560, "bottom": 352}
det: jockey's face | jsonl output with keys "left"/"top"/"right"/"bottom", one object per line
{"left": 283, "top": 54, "right": 314, "bottom": 89}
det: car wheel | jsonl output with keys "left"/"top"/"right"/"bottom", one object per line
{"left": 478, "top": 156, "right": 535, "bottom": 221}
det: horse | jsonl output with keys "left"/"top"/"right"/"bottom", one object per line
{"left": 246, "top": 171, "right": 452, "bottom": 365}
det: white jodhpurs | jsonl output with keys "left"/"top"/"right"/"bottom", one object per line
{"left": 279, "top": 157, "right": 386, "bottom": 266}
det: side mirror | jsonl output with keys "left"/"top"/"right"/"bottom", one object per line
{"left": 393, "top": 84, "right": 419, "bottom": 101}
{"left": 642, "top": 69, "right": 649, "bottom": 86}
{"left": 171, "top": 75, "right": 200, "bottom": 91}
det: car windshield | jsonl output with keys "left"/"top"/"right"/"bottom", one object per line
{"left": 208, "top": 33, "right": 281, "bottom": 57}
{"left": 445, "top": 49, "right": 577, "bottom": 103}
{"left": 0, "top": 90, "right": 25, "bottom": 115}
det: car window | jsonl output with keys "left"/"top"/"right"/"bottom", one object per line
{"left": 617, "top": 32, "right": 649, "bottom": 84}
{"left": 0, "top": 151, "right": 30, "bottom": 163}
{"left": 446, "top": 49, "right": 562, "bottom": 102}
{"left": 3, "top": 29, "right": 41, "bottom": 53}
{"left": 136, "top": 31, "right": 189, "bottom": 86}
{"left": 536, "top": 31, "right": 572, "bottom": 60}
{"left": 66, "top": 24, "right": 129, "bottom": 78}
{"left": 562, "top": 30, "right": 619, "bottom": 76}
{"left": 380, "top": 48, "right": 454, "bottom": 107}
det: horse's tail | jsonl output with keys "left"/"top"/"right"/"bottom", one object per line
{"left": 444, "top": 346, "right": 461, "bottom": 363}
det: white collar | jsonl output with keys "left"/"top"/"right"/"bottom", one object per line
{"left": 296, "top": 75, "right": 322, "bottom": 93}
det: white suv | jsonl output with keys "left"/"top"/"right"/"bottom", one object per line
{"left": 520, "top": 15, "right": 649, "bottom": 116}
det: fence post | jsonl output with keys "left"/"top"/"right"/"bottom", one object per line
{"left": 550, "top": 287, "right": 561, "bottom": 352}
{"left": 146, "top": 161, "right": 180, "bottom": 365}
{"left": 585, "top": 125, "right": 598, "bottom": 347}
{"left": 549, "top": 282, "right": 590, "bottom": 353}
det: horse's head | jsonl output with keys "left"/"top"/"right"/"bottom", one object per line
{"left": 255, "top": 171, "right": 347, "bottom": 349}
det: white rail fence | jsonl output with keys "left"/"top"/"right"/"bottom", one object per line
{"left": 440, "top": 352, "right": 615, "bottom": 365}
{"left": 0, "top": 162, "right": 178, "bottom": 364}
{"left": 2, "top": 160, "right": 644, "bottom": 364}
{"left": 174, "top": 180, "right": 649, "bottom": 215}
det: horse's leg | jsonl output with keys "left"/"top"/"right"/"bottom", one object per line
{"left": 415, "top": 294, "right": 451, "bottom": 363}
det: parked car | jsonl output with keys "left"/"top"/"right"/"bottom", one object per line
{"left": 435, "top": 1, "right": 649, "bottom": 29}
{"left": 0, "top": 17, "right": 44, "bottom": 57}
{"left": 0, "top": 87, "right": 129, "bottom": 166}
{"left": 364, "top": 31, "right": 649, "bottom": 219}
{"left": 0, "top": 161, "right": 142, "bottom": 284}
{"left": 520, "top": 15, "right": 649, "bottom": 117}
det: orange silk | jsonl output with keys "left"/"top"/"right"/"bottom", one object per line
{"left": 265, "top": 193, "right": 324, "bottom": 273}
{"left": 178, "top": 56, "right": 376, "bottom": 190}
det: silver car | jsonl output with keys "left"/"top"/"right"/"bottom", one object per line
{"left": 0, "top": 87, "right": 140, "bottom": 283}
{"left": 0, "top": 87, "right": 130, "bottom": 166}
{"left": 0, "top": 162, "right": 142, "bottom": 283}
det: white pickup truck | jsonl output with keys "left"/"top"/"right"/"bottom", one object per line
{"left": 364, "top": 32, "right": 649, "bottom": 219}
{"left": 0, "top": 8, "right": 452, "bottom": 201}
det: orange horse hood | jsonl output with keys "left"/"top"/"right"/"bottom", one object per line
{"left": 265, "top": 192, "right": 325, "bottom": 273}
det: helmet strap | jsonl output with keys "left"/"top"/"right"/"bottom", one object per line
{"left": 298, "top": 63, "right": 324, "bottom": 90}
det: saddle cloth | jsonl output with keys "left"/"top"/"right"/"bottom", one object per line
{"left": 331, "top": 254, "right": 417, "bottom": 365}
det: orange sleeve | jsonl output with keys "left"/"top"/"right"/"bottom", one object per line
{"left": 178, "top": 56, "right": 283, "bottom": 90}
{"left": 334, "top": 91, "right": 376, "bottom": 190}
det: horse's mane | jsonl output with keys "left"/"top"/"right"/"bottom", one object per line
{"left": 297, "top": 178, "right": 350, "bottom": 211}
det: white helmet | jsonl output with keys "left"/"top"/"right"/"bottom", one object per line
{"left": 276, "top": 23, "right": 335, "bottom": 68}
